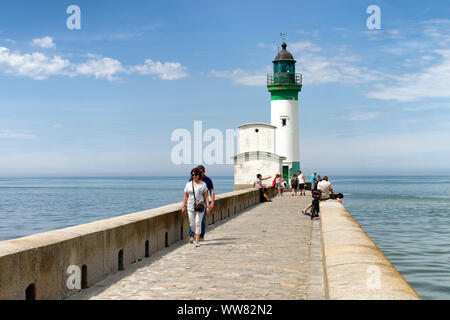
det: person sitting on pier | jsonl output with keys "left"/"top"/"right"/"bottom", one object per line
{"left": 302, "top": 176, "right": 338, "bottom": 215}
{"left": 317, "top": 176, "right": 335, "bottom": 201}
{"left": 254, "top": 174, "right": 272, "bottom": 202}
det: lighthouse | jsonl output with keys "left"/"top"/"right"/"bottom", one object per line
{"left": 232, "top": 42, "right": 302, "bottom": 190}
{"left": 267, "top": 42, "right": 302, "bottom": 182}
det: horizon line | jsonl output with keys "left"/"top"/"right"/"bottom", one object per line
{"left": 0, "top": 175, "right": 448, "bottom": 178}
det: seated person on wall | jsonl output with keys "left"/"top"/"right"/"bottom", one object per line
{"left": 317, "top": 176, "right": 335, "bottom": 200}
{"left": 302, "top": 176, "right": 343, "bottom": 215}
{"left": 254, "top": 174, "right": 272, "bottom": 203}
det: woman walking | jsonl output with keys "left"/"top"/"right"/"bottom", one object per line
{"left": 275, "top": 174, "right": 284, "bottom": 197}
{"left": 291, "top": 173, "right": 298, "bottom": 196}
{"left": 182, "top": 168, "right": 211, "bottom": 247}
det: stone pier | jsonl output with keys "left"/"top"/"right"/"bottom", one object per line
{"left": 68, "top": 194, "right": 320, "bottom": 300}
{"left": 0, "top": 188, "right": 420, "bottom": 300}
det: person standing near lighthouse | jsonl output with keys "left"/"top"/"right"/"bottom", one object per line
{"left": 267, "top": 43, "right": 302, "bottom": 183}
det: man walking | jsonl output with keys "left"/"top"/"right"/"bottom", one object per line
{"left": 188, "top": 165, "right": 215, "bottom": 243}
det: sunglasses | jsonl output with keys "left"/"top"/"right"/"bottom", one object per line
{"left": 192, "top": 173, "right": 199, "bottom": 176}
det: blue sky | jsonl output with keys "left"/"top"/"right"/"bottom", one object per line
{"left": 0, "top": 0, "right": 449, "bottom": 176}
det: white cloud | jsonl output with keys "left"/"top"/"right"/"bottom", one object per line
{"left": 300, "top": 130, "right": 450, "bottom": 174}
{"left": 362, "top": 29, "right": 404, "bottom": 41}
{"left": 75, "top": 57, "right": 125, "bottom": 81}
{"left": 367, "top": 49, "right": 450, "bottom": 101}
{"left": 210, "top": 67, "right": 270, "bottom": 86}
{"left": 403, "top": 104, "right": 449, "bottom": 112}
{"left": 0, "top": 130, "right": 37, "bottom": 139}
{"left": 289, "top": 40, "right": 323, "bottom": 53}
{"left": 257, "top": 42, "right": 277, "bottom": 50}
{"left": 296, "top": 29, "right": 320, "bottom": 38}
{"left": 333, "top": 111, "right": 381, "bottom": 121}
{"left": 130, "top": 59, "right": 188, "bottom": 80}
{"left": 289, "top": 41, "right": 383, "bottom": 85}
{"left": 0, "top": 47, "right": 70, "bottom": 80}
{"left": 31, "top": 36, "right": 55, "bottom": 49}
{"left": 0, "top": 46, "right": 188, "bottom": 81}
{"left": 421, "top": 19, "right": 450, "bottom": 24}
{"left": 364, "top": 19, "right": 450, "bottom": 101}
{"left": 84, "top": 53, "right": 103, "bottom": 59}
{"left": 210, "top": 41, "right": 382, "bottom": 86}
{"left": 1, "top": 38, "right": 16, "bottom": 44}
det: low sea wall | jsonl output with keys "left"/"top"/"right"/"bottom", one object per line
{"left": 319, "top": 201, "right": 421, "bottom": 300}
{"left": 0, "top": 188, "right": 276, "bottom": 300}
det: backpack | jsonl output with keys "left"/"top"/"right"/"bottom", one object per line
{"left": 310, "top": 190, "right": 322, "bottom": 220}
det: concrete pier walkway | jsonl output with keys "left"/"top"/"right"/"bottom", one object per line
{"left": 69, "top": 193, "right": 324, "bottom": 300}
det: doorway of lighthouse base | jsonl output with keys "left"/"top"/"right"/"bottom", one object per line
{"left": 283, "top": 166, "right": 289, "bottom": 182}
{"left": 282, "top": 162, "right": 300, "bottom": 183}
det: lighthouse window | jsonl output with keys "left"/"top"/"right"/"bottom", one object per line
{"left": 255, "top": 129, "right": 259, "bottom": 133}
{"left": 282, "top": 119, "right": 287, "bottom": 127}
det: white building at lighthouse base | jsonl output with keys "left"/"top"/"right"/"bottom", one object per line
{"left": 233, "top": 123, "right": 285, "bottom": 190}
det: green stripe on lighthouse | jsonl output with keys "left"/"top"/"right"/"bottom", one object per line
{"left": 271, "top": 90, "right": 299, "bottom": 101}
{"left": 268, "top": 85, "right": 301, "bottom": 101}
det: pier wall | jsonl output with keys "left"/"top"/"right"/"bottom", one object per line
{"left": 319, "top": 201, "right": 421, "bottom": 300}
{"left": 0, "top": 188, "right": 275, "bottom": 300}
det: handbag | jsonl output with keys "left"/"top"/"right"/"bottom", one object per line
{"left": 192, "top": 181, "right": 205, "bottom": 212}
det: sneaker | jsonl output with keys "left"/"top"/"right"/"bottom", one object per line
{"left": 189, "top": 237, "right": 194, "bottom": 243}
{"left": 195, "top": 241, "right": 200, "bottom": 247}
{"left": 199, "top": 237, "right": 205, "bottom": 242}
{"left": 302, "top": 210, "right": 308, "bottom": 216}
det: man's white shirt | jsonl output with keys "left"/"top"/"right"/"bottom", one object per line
{"left": 318, "top": 180, "right": 333, "bottom": 199}
{"left": 298, "top": 174, "right": 305, "bottom": 184}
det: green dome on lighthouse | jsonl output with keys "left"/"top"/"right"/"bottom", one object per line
{"left": 274, "top": 42, "right": 295, "bottom": 62}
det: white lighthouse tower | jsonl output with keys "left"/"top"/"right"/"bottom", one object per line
{"left": 267, "top": 42, "right": 302, "bottom": 181}
{"left": 232, "top": 42, "right": 302, "bottom": 190}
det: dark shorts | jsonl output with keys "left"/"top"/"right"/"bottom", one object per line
{"left": 291, "top": 183, "right": 298, "bottom": 189}
{"left": 259, "top": 188, "right": 268, "bottom": 202}
{"left": 299, "top": 184, "right": 305, "bottom": 189}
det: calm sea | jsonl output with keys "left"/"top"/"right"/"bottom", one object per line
{"left": 0, "top": 176, "right": 448, "bottom": 299}
{"left": 333, "top": 176, "right": 450, "bottom": 300}
{"left": 0, "top": 177, "right": 233, "bottom": 241}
